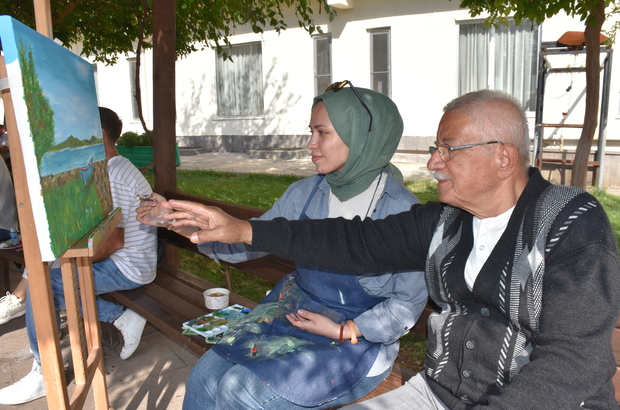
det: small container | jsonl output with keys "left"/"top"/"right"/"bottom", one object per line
{"left": 9, "top": 228, "right": 18, "bottom": 246}
{"left": 204, "top": 288, "right": 230, "bottom": 310}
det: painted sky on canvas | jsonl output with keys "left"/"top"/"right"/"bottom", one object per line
{"left": 1, "top": 18, "right": 100, "bottom": 145}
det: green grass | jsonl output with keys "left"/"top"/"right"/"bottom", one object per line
{"left": 404, "top": 180, "right": 440, "bottom": 204}
{"left": 590, "top": 189, "right": 620, "bottom": 244}
{"left": 149, "top": 169, "right": 620, "bottom": 373}
{"left": 177, "top": 247, "right": 275, "bottom": 302}
{"left": 175, "top": 170, "right": 301, "bottom": 210}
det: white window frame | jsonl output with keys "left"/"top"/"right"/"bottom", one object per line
{"left": 369, "top": 28, "right": 391, "bottom": 98}
{"left": 92, "top": 63, "right": 99, "bottom": 105}
{"left": 216, "top": 42, "right": 264, "bottom": 118}
{"left": 314, "top": 35, "right": 332, "bottom": 96}
{"left": 128, "top": 58, "right": 139, "bottom": 120}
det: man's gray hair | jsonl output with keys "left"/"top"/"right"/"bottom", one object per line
{"left": 444, "top": 89, "right": 530, "bottom": 169}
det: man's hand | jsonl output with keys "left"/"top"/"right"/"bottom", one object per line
{"left": 162, "top": 199, "right": 253, "bottom": 245}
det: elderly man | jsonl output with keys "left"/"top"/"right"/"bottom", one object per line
{"left": 149, "top": 90, "right": 620, "bottom": 409}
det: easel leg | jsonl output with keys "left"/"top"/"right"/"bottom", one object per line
{"left": 60, "top": 255, "right": 111, "bottom": 410}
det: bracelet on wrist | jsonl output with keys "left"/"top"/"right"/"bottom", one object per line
{"left": 346, "top": 320, "right": 358, "bottom": 345}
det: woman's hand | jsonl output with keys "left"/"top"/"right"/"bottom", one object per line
{"left": 286, "top": 310, "right": 341, "bottom": 340}
{"left": 136, "top": 192, "right": 173, "bottom": 227}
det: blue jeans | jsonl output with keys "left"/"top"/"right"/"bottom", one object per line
{"left": 26, "top": 257, "right": 142, "bottom": 364}
{"left": 182, "top": 349, "right": 391, "bottom": 410}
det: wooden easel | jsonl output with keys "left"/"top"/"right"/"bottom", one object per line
{"left": 1, "top": 53, "right": 115, "bottom": 410}
{"left": 59, "top": 210, "right": 120, "bottom": 410}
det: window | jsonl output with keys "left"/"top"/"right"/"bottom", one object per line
{"left": 92, "top": 64, "right": 99, "bottom": 104}
{"left": 314, "top": 35, "right": 332, "bottom": 95}
{"left": 128, "top": 58, "right": 139, "bottom": 120}
{"left": 458, "top": 20, "right": 539, "bottom": 111}
{"left": 370, "top": 29, "right": 391, "bottom": 97}
{"left": 216, "top": 42, "right": 264, "bottom": 116}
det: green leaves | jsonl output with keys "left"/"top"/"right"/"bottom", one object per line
{"left": 1, "top": 0, "right": 335, "bottom": 63}
{"left": 117, "top": 131, "right": 153, "bottom": 147}
{"left": 457, "top": 0, "right": 612, "bottom": 27}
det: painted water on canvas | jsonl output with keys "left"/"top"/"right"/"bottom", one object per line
{"left": 0, "top": 16, "right": 112, "bottom": 261}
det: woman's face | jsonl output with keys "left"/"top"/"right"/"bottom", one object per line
{"left": 307, "top": 101, "right": 350, "bottom": 174}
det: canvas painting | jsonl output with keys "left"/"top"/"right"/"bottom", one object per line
{"left": 0, "top": 16, "right": 113, "bottom": 261}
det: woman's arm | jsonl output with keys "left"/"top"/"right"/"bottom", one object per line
{"left": 355, "top": 270, "right": 428, "bottom": 344}
{"left": 286, "top": 310, "right": 362, "bottom": 341}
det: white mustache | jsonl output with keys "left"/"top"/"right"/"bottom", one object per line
{"left": 434, "top": 171, "right": 451, "bottom": 181}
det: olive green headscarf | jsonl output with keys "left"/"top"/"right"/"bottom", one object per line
{"left": 313, "top": 87, "right": 404, "bottom": 202}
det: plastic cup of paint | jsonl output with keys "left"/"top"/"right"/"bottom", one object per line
{"left": 204, "top": 288, "right": 230, "bottom": 310}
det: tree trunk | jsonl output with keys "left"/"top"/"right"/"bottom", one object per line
{"left": 134, "top": 0, "right": 151, "bottom": 139}
{"left": 570, "top": 0, "right": 605, "bottom": 189}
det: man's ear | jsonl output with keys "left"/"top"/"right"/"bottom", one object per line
{"left": 497, "top": 144, "right": 519, "bottom": 180}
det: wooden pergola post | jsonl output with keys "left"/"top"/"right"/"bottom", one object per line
{"left": 152, "top": 0, "right": 179, "bottom": 267}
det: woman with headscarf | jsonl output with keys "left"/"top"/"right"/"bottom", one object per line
{"left": 137, "top": 83, "right": 428, "bottom": 409}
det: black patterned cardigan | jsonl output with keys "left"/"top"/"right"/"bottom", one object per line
{"left": 249, "top": 168, "right": 620, "bottom": 410}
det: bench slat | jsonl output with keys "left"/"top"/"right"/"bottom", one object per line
{"left": 107, "top": 287, "right": 210, "bottom": 356}
{"left": 138, "top": 279, "right": 206, "bottom": 320}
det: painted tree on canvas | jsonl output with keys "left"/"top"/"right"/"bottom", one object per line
{"left": 18, "top": 42, "right": 55, "bottom": 169}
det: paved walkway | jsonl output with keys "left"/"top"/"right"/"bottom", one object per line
{"left": 177, "top": 151, "right": 436, "bottom": 182}
{"left": 176, "top": 150, "right": 620, "bottom": 194}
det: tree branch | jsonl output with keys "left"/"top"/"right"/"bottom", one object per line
{"left": 52, "top": 0, "right": 83, "bottom": 26}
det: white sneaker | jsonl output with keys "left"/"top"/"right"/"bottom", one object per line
{"left": 113, "top": 309, "right": 146, "bottom": 360}
{"left": 0, "top": 360, "right": 46, "bottom": 405}
{"left": 0, "top": 292, "right": 26, "bottom": 325}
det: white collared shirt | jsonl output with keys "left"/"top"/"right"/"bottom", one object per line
{"left": 464, "top": 206, "right": 515, "bottom": 290}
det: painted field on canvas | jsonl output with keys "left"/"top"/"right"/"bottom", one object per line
{"left": 0, "top": 16, "right": 112, "bottom": 261}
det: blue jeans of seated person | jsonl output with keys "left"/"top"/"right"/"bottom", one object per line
{"left": 182, "top": 349, "right": 391, "bottom": 410}
{"left": 26, "top": 257, "right": 142, "bottom": 364}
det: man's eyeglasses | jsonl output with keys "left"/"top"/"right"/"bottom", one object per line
{"left": 325, "top": 80, "right": 373, "bottom": 132}
{"left": 428, "top": 141, "right": 504, "bottom": 162}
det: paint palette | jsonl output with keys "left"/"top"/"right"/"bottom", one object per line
{"left": 182, "top": 304, "right": 251, "bottom": 343}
